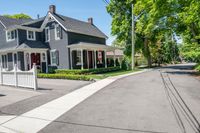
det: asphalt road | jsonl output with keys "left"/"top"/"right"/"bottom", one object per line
{"left": 39, "top": 64, "right": 200, "bottom": 133}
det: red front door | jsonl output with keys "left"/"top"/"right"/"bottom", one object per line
{"left": 31, "top": 53, "right": 41, "bottom": 68}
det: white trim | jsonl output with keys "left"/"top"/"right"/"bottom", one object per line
{"left": 45, "top": 27, "right": 50, "bottom": 42}
{"left": 6, "top": 30, "right": 16, "bottom": 42}
{"left": 94, "top": 50, "right": 97, "bottom": 69}
{"left": 48, "top": 13, "right": 67, "bottom": 31}
{"left": 81, "top": 49, "right": 83, "bottom": 70}
{"left": 50, "top": 49, "right": 58, "bottom": 66}
{"left": 104, "top": 50, "right": 107, "bottom": 68}
{"left": 54, "top": 24, "right": 61, "bottom": 40}
{"left": 27, "top": 30, "right": 36, "bottom": 41}
{"left": 16, "top": 29, "right": 19, "bottom": 45}
{"left": 0, "top": 20, "right": 6, "bottom": 28}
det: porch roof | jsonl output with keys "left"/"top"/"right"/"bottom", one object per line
{"left": 0, "top": 41, "right": 48, "bottom": 53}
{"left": 67, "top": 42, "right": 117, "bottom": 51}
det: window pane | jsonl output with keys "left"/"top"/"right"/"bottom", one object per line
{"left": 11, "top": 31, "right": 15, "bottom": 39}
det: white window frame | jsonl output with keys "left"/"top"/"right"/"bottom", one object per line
{"left": 50, "top": 49, "right": 59, "bottom": 66}
{"left": 6, "top": 30, "right": 16, "bottom": 42}
{"left": 27, "top": 30, "right": 36, "bottom": 40}
{"left": 55, "top": 24, "right": 61, "bottom": 40}
{"left": 45, "top": 27, "right": 50, "bottom": 42}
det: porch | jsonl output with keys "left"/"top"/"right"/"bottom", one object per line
{"left": 68, "top": 42, "right": 118, "bottom": 70}
{"left": 0, "top": 41, "right": 48, "bottom": 73}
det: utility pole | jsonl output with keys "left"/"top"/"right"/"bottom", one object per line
{"left": 131, "top": 4, "right": 135, "bottom": 70}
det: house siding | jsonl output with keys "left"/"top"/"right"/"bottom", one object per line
{"left": 45, "top": 22, "right": 69, "bottom": 69}
{"left": 18, "top": 29, "right": 43, "bottom": 44}
{"left": 0, "top": 23, "right": 18, "bottom": 49}
{"left": 68, "top": 32, "right": 106, "bottom": 45}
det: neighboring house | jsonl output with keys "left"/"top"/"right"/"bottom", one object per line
{"left": 107, "top": 49, "right": 123, "bottom": 61}
{"left": 107, "top": 49, "right": 124, "bottom": 67}
{"left": 0, "top": 5, "right": 116, "bottom": 73}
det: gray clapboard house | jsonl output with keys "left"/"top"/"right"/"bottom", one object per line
{"left": 0, "top": 5, "right": 116, "bottom": 73}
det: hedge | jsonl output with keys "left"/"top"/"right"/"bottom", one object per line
{"left": 55, "top": 67, "right": 121, "bottom": 75}
{"left": 37, "top": 73, "right": 91, "bottom": 81}
{"left": 195, "top": 64, "right": 200, "bottom": 72}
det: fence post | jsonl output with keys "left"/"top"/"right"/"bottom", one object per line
{"left": 33, "top": 63, "right": 38, "bottom": 91}
{"left": 14, "top": 64, "right": 18, "bottom": 87}
{"left": 0, "top": 65, "right": 2, "bottom": 85}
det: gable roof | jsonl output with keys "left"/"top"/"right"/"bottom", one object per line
{"left": 0, "top": 12, "right": 108, "bottom": 39}
{"left": 0, "top": 41, "right": 48, "bottom": 52}
{"left": 17, "top": 41, "right": 49, "bottom": 49}
{"left": 0, "top": 16, "right": 32, "bottom": 28}
{"left": 51, "top": 13, "right": 108, "bottom": 39}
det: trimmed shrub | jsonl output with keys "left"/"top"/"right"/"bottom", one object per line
{"left": 55, "top": 67, "right": 121, "bottom": 75}
{"left": 37, "top": 73, "right": 91, "bottom": 81}
{"left": 48, "top": 66, "right": 57, "bottom": 73}
{"left": 195, "top": 64, "right": 200, "bottom": 72}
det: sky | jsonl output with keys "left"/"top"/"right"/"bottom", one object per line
{"left": 0, "top": 0, "right": 115, "bottom": 45}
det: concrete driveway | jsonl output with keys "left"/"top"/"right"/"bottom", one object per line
{"left": 39, "top": 64, "right": 200, "bottom": 133}
{"left": 0, "top": 79, "right": 90, "bottom": 116}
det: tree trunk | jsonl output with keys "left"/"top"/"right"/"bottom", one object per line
{"left": 144, "top": 37, "right": 152, "bottom": 68}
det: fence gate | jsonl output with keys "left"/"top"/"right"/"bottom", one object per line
{"left": 0, "top": 64, "right": 38, "bottom": 90}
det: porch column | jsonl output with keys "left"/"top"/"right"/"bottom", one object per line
{"left": 87, "top": 50, "right": 89, "bottom": 69}
{"left": 45, "top": 51, "right": 48, "bottom": 73}
{"left": 0, "top": 54, "right": 2, "bottom": 67}
{"left": 29, "top": 52, "right": 31, "bottom": 69}
{"left": 40, "top": 52, "right": 43, "bottom": 72}
{"left": 94, "top": 50, "right": 97, "bottom": 69}
{"left": 24, "top": 52, "right": 27, "bottom": 71}
{"left": 104, "top": 50, "right": 107, "bottom": 68}
{"left": 70, "top": 49, "right": 73, "bottom": 70}
{"left": 81, "top": 49, "right": 84, "bottom": 70}
{"left": 113, "top": 50, "right": 116, "bottom": 67}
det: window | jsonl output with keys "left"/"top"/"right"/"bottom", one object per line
{"left": 76, "top": 50, "right": 81, "bottom": 65}
{"left": 2, "top": 55, "right": 8, "bottom": 68}
{"left": 6, "top": 30, "right": 15, "bottom": 42}
{"left": 45, "top": 27, "right": 50, "bottom": 42}
{"left": 50, "top": 50, "right": 59, "bottom": 66}
{"left": 55, "top": 24, "right": 62, "bottom": 40}
{"left": 27, "top": 30, "right": 36, "bottom": 40}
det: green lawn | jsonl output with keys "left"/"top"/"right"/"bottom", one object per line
{"left": 86, "top": 69, "right": 141, "bottom": 80}
{"left": 38, "top": 68, "right": 142, "bottom": 81}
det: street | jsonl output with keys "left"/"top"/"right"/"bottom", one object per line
{"left": 0, "top": 64, "right": 200, "bottom": 133}
{"left": 39, "top": 64, "right": 200, "bottom": 133}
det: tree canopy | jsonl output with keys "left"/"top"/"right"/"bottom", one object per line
{"left": 3, "top": 13, "right": 31, "bottom": 19}
{"left": 107, "top": 0, "right": 200, "bottom": 67}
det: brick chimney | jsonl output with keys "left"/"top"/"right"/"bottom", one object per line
{"left": 49, "top": 5, "right": 56, "bottom": 14}
{"left": 88, "top": 17, "right": 93, "bottom": 25}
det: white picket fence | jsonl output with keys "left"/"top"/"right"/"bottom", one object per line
{"left": 0, "top": 64, "right": 38, "bottom": 90}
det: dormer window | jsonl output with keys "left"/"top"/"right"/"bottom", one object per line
{"left": 6, "top": 30, "right": 15, "bottom": 42}
{"left": 55, "top": 24, "right": 62, "bottom": 40}
{"left": 27, "top": 30, "right": 36, "bottom": 40}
